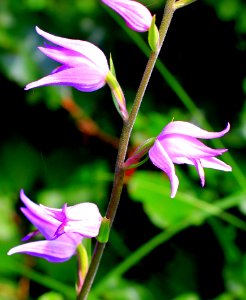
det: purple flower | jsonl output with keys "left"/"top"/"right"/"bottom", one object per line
{"left": 25, "top": 27, "right": 110, "bottom": 92}
{"left": 101, "top": 0, "right": 152, "bottom": 32}
{"left": 149, "top": 121, "right": 232, "bottom": 198}
{"left": 8, "top": 190, "right": 102, "bottom": 262}
{"left": 25, "top": 27, "right": 128, "bottom": 120}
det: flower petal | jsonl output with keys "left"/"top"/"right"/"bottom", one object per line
{"left": 43, "top": 202, "right": 102, "bottom": 238}
{"left": 38, "top": 46, "right": 99, "bottom": 70}
{"left": 200, "top": 157, "right": 232, "bottom": 171}
{"left": 161, "top": 121, "right": 230, "bottom": 139}
{"left": 20, "top": 190, "right": 59, "bottom": 240}
{"left": 192, "top": 159, "right": 205, "bottom": 187}
{"left": 21, "top": 207, "right": 58, "bottom": 240}
{"left": 25, "top": 66, "right": 106, "bottom": 92}
{"left": 149, "top": 140, "right": 179, "bottom": 198}
{"left": 36, "top": 27, "right": 109, "bottom": 73}
{"left": 8, "top": 238, "right": 79, "bottom": 263}
{"left": 101, "top": 0, "right": 152, "bottom": 32}
{"left": 159, "top": 134, "right": 228, "bottom": 160}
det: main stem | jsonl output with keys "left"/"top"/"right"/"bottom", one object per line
{"left": 77, "top": 1, "right": 176, "bottom": 299}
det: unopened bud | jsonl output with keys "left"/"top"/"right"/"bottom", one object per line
{"left": 106, "top": 70, "right": 128, "bottom": 121}
{"left": 124, "top": 137, "right": 156, "bottom": 170}
{"left": 148, "top": 15, "right": 159, "bottom": 52}
{"left": 97, "top": 217, "right": 110, "bottom": 243}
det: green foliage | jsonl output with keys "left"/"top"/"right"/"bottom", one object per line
{"left": 1, "top": 0, "right": 246, "bottom": 299}
{"left": 128, "top": 171, "right": 201, "bottom": 228}
{"left": 38, "top": 292, "right": 65, "bottom": 300}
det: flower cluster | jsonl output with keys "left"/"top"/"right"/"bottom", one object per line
{"left": 8, "top": 190, "right": 102, "bottom": 262}
{"left": 10, "top": 0, "right": 232, "bottom": 277}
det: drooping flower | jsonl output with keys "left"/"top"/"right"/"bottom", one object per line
{"left": 25, "top": 27, "right": 128, "bottom": 120}
{"left": 25, "top": 27, "right": 109, "bottom": 92}
{"left": 8, "top": 190, "right": 102, "bottom": 262}
{"left": 101, "top": 0, "right": 152, "bottom": 32}
{"left": 149, "top": 121, "right": 232, "bottom": 198}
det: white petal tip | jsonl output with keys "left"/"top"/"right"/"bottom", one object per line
{"left": 7, "top": 249, "right": 14, "bottom": 256}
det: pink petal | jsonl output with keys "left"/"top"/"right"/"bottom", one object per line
{"left": 36, "top": 27, "right": 109, "bottom": 73}
{"left": 192, "top": 159, "right": 205, "bottom": 187}
{"left": 21, "top": 207, "right": 58, "bottom": 240}
{"left": 7, "top": 238, "right": 80, "bottom": 263}
{"left": 200, "top": 157, "right": 232, "bottom": 171}
{"left": 38, "top": 46, "right": 100, "bottom": 70}
{"left": 161, "top": 121, "right": 230, "bottom": 139}
{"left": 44, "top": 203, "right": 102, "bottom": 238}
{"left": 20, "top": 190, "right": 59, "bottom": 240}
{"left": 65, "top": 203, "right": 102, "bottom": 221}
{"left": 25, "top": 66, "right": 106, "bottom": 92}
{"left": 159, "top": 134, "right": 228, "bottom": 160}
{"left": 101, "top": 0, "right": 152, "bottom": 32}
{"left": 149, "top": 140, "right": 179, "bottom": 198}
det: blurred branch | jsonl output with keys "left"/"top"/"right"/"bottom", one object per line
{"left": 61, "top": 96, "right": 119, "bottom": 149}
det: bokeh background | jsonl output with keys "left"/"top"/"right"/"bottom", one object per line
{"left": 1, "top": 0, "right": 246, "bottom": 299}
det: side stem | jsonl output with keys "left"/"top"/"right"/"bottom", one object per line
{"left": 77, "top": 1, "right": 176, "bottom": 299}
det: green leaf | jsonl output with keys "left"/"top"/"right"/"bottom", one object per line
{"left": 38, "top": 292, "right": 64, "bottom": 300}
{"left": 128, "top": 171, "right": 201, "bottom": 229}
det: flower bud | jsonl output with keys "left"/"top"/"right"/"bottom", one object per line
{"left": 106, "top": 70, "right": 128, "bottom": 121}
{"left": 148, "top": 15, "right": 159, "bottom": 52}
{"left": 97, "top": 217, "right": 110, "bottom": 243}
{"left": 124, "top": 137, "right": 156, "bottom": 169}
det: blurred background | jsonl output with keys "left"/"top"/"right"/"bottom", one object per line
{"left": 1, "top": 0, "right": 246, "bottom": 299}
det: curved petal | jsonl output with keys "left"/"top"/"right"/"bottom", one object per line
{"left": 168, "top": 156, "right": 232, "bottom": 173}
{"left": 64, "top": 220, "right": 101, "bottom": 238}
{"left": 25, "top": 66, "right": 106, "bottom": 92}
{"left": 101, "top": 0, "right": 152, "bottom": 32}
{"left": 149, "top": 140, "right": 179, "bottom": 198}
{"left": 20, "top": 190, "right": 59, "bottom": 240}
{"left": 159, "top": 134, "right": 228, "bottom": 160}
{"left": 43, "top": 203, "right": 102, "bottom": 238}
{"left": 65, "top": 203, "right": 102, "bottom": 221}
{"left": 36, "top": 27, "right": 109, "bottom": 72}
{"left": 38, "top": 46, "right": 105, "bottom": 71}
{"left": 200, "top": 157, "right": 232, "bottom": 171}
{"left": 161, "top": 121, "right": 230, "bottom": 139}
{"left": 21, "top": 207, "right": 58, "bottom": 240}
{"left": 7, "top": 239, "right": 78, "bottom": 263}
{"left": 192, "top": 159, "right": 205, "bottom": 187}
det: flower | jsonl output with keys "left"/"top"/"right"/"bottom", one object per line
{"left": 8, "top": 190, "right": 102, "bottom": 262}
{"left": 101, "top": 0, "right": 152, "bottom": 32}
{"left": 149, "top": 121, "right": 232, "bottom": 198}
{"left": 25, "top": 27, "right": 110, "bottom": 92}
{"left": 25, "top": 27, "right": 128, "bottom": 120}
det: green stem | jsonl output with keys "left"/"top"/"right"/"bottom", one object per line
{"left": 77, "top": 1, "right": 176, "bottom": 299}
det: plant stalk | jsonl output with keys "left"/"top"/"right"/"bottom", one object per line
{"left": 77, "top": 1, "right": 176, "bottom": 299}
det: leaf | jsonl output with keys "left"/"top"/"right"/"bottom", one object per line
{"left": 38, "top": 292, "right": 64, "bottom": 300}
{"left": 128, "top": 171, "right": 202, "bottom": 229}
